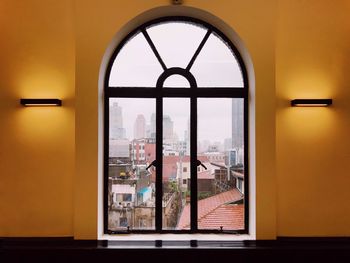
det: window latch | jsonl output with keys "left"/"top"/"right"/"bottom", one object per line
{"left": 196, "top": 160, "right": 207, "bottom": 170}
{"left": 146, "top": 160, "right": 157, "bottom": 171}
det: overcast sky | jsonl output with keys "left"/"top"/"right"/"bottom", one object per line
{"left": 108, "top": 21, "right": 244, "bottom": 88}
{"left": 108, "top": 21, "right": 244, "bottom": 144}
{"left": 110, "top": 98, "right": 234, "bottom": 143}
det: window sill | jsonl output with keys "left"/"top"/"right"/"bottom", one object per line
{"left": 99, "top": 233, "right": 255, "bottom": 243}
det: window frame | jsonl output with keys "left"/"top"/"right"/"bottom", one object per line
{"left": 104, "top": 16, "right": 249, "bottom": 235}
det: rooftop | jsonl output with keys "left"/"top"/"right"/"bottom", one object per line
{"left": 162, "top": 155, "right": 211, "bottom": 181}
{"left": 177, "top": 189, "right": 244, "bottom": 230}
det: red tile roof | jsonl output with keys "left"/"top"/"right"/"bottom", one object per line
{"left": 177, "top": 189, "right": 244, "bottom": 230}
{"left": 199, "top": 204, "right": 244, "bottom": 230}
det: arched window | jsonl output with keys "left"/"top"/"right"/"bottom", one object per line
{"left": 104, "top": 17, "right": 248, "bottom": 234}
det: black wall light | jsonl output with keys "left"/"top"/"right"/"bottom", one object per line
{"left": 20, "top": 98, "right": 62, "bottom": 107}
{"left": 291, "top": 99, "right": 332, "bottom": 107}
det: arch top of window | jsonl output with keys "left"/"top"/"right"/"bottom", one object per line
{"left": 107, "top": 18, "right": 245, "bottom": 88}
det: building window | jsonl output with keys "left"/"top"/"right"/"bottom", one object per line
{"left": 237, "top": 178, "right": 244, "bottom": 194}
{"left": 105, "top": 17, "right": 248, "bottom": 234}
{"left": 123, "top": 194, "right": 132, "bottom": 202}
{"left": 119, "top": 217, "right": 128, "bottom": 227}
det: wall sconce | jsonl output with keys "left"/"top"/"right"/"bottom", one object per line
{"left": 291, "top": 99, "right": 332, "bottom": 107}
{"left": 20, "top": 98, "right": 62, "bottom": 107}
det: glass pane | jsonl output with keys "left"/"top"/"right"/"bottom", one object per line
{"left": 147, "top": 22, "right": 207, "bottom": 69}
{"left": 163, "top": 74, "right": 191, "bottom": 88}
{"left": 162, "top": 98, "right": 190, "bottom": 230}
{"left": 108, "top": 98, "right": 156, "bottom": 231}
{"left": 108, "top": 32, "right": 163, "bottom": 87}
{"left": 197, "top": 98, "right": 244, "bottom": 231}
{"left": 191, "top": 32, "right": 244, "bottom": 87}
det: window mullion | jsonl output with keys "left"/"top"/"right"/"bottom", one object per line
{"left": 142, "top": 28, "right": 167, "bottom": 71}
{"left": 190, "top": 95, "right": 198, "bottom": 231}
{"left": 243, "top": 96, "right": 249, "bottom": 233}
{"left": 186, "top": 29, "right": 212, "bottom": 71}
{"left": 106, "top": 87, "right": 247, "bottom": 98}
{"left": 104, "top": 94, "right": 110, "bottom": 234}
{"left": 155, "top": 94, "right": 163, "bottom": 231}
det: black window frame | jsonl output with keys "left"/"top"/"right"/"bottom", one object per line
{"left": 104, "top": 16, "right": 249, "bottom": 235}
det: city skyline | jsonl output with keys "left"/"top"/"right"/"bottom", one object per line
{"left": 109, "top": 98, "right": 241, "bottom": 145}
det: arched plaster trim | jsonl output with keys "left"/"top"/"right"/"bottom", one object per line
{"left": 98, "top": 5, "right": 256, "bottom": 240}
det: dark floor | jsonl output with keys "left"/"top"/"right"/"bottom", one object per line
{"left": 1, "top": 237, "right": 350, "bottom": 262}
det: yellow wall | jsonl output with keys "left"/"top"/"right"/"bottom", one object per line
{"left": 1, "top": 0, "right": 349, "bottom": 239}
{"left": 75, "top": 0, "right": 277, "bottom": 239}
{"left": 0, "top": 0, "right": 75, "bottom": 236}
{"left": 276, "top": 0, "right": 350, "bottom": 236}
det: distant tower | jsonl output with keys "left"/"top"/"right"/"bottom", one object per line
{"left": 145, "top": 124, "right": 151, "bottom": 138}
{"left": 110, "top": 102, "right": 126, "bottom": 139}
{"left": 134, "top": 114, "right": 146, "bottom": 139}
{"left": 163, "top": 115, "right": 174, "bottom": 140}
{"left": 232, "top": 99, "right": 243, "bottom": 148}
{"left": 184, "top": 118, "right": 190, "bottom": 155}
{"left": 150, "top": 113, "right": 156, "bottom": 139}
{"left": 224, "top": 138, "right": 232, "bottom": 151}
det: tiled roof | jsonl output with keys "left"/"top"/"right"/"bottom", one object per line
{"left": 177, "top": 189, "right": 244, "bottom": 230}
{"left": 198, "top": 170, "right": 213, "bottom": 179}
{"left": 199, "top": 204, "right": 244, "bottom": 230}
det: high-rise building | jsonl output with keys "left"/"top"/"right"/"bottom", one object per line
{"left": 232, "top": 99, "right": 243, "bottom": 148}
{"left": 199, "top": 140, "right": 210, "bottom": 153}
{"left": 110, "top": 102, "right": 126, "bottom": 139}
{"left": 224, "top": 138, "right": 232, "bottom": 151}
{"left": 134, "top": 114, "right": 146, "bottom": 139}
{"left": 145, "top": 124, "right": 151, "bottom": 138}
{"left": 184, "top": 118, "right": 190, "bottom": 155}
{"left": 150, "top": 113, "right": 156, "bottom": 139}
{"left": 163, "top": 115, "right": 174, "bottom": 141}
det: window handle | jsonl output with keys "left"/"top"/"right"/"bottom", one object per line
{"left": 196, "top": 160, "right": 207, "bottom": 170}
{"left": 146, "top": 160, "right": 157, "bottom": 171}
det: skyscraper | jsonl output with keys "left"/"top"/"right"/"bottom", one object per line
{"left": 110, "top": 102, "right": 126, "bottom": 139}
{"left": 163, "top": 115, "right": 174, "bottom": 141}
{"left": 184, "top": 118, "right": 190, "bottom": 155}
{"left": 224, "top": 138, "right": 233, "bottom": 151}
{"left": 134, "top": 114, "right": 146, "bottom": 139}
{"left": 150, "top": 113, "right": 156, "bottom": 139}
{"left": 232, "top": 99, "right": 243, "bottom": 148}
